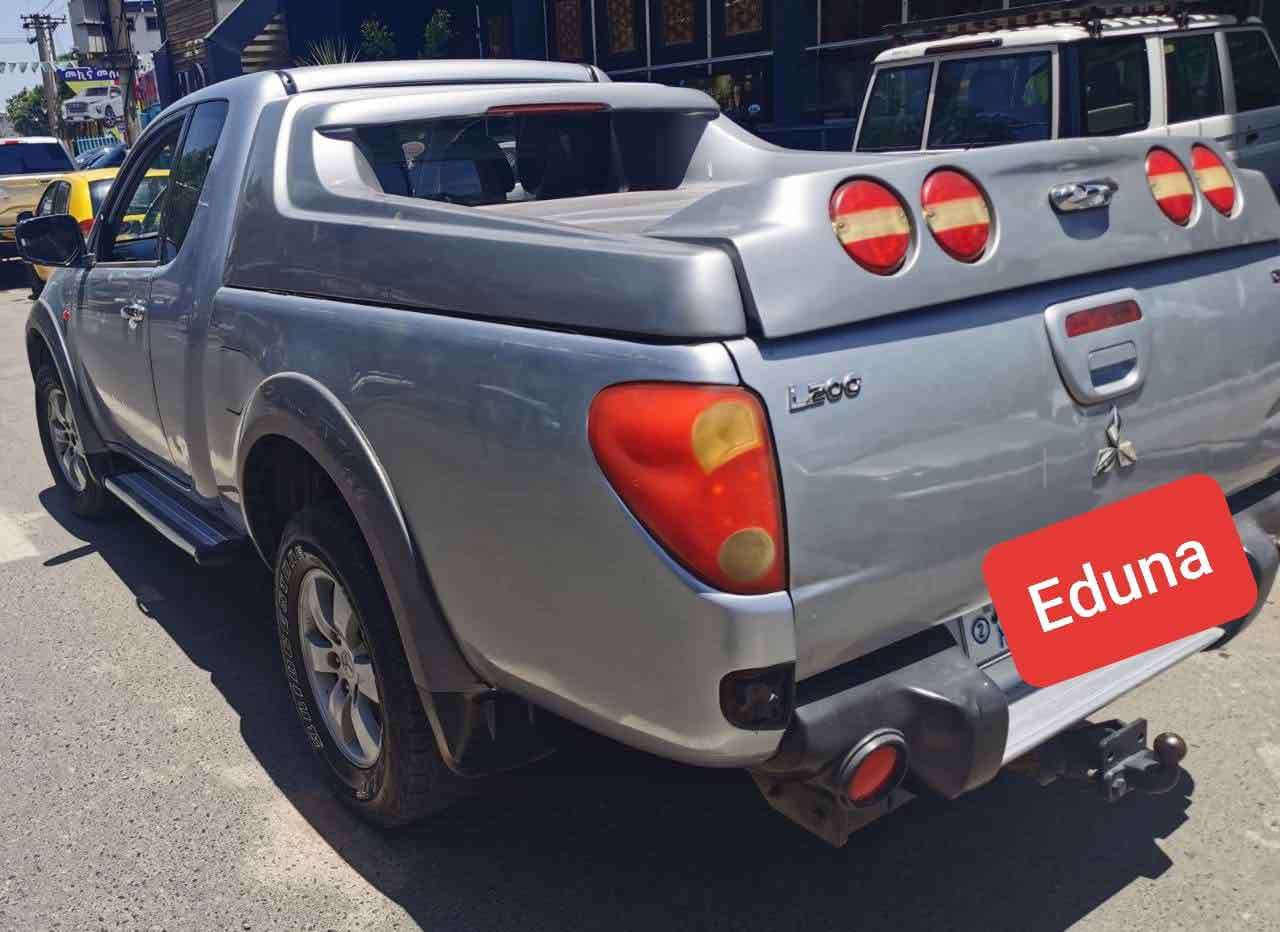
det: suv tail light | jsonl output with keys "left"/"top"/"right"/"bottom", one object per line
{"left": 921, "top": 169, "right": 991, "bottom": 262}
{"left": 830, "top": 179, "right": 911, "bottom": 275}
{"left": 1191, "top": 144, "right": 1235, "bottom": 216}
{"left": 1145, "top": 148, "right": 1194, "bottom": 225}
{"left": 588, "top": 383, "right": 785, "bottom": 594}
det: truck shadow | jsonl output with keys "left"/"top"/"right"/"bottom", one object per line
{"left": 39, "top": 486, "right": 1193, "bottom": 932}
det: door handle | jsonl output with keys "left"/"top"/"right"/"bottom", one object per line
{"left": 120, "top": 302, "right": 146, "bottom": 329}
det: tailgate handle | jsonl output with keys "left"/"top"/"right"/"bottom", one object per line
{"left": 1087, "top": 341, "right": 1137, "bottom": 388}
{"left": 1043, "top": 289, "right": 1151, "bottom": 405}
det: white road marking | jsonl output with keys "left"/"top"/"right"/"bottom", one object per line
{"left": 0, "top": 513, "right": 39, "bottom": 564}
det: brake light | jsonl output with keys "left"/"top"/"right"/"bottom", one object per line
{"left": 921, "top": 169, "right": 991, "bottom": 262}
{"left": 830, "top": 179, "right": 911, "bottom": 275}
{"left": 79, "top": 217, "right": 93, "bottom": 236}
{"left": 1064, "top": 299, "right": 1142, "bottom": 338}
{"left": 485, "top": 102, "right": 610, "bottom": 116}
{"left": 1191, "top": 144, "right": 1235, "bottom": 217}
{"left": 1145, "top": 148, "right": 1193, "bottom": 225}
{"left": 588, "top": 383, "right": 785, "bottom": 594}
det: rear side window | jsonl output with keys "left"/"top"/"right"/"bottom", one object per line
{"left": 0, "top": 143, "right": 72, "bottom": 175}
{"left": 162, "top": 100, "right": 229, "bottom": 260}
{"left": 89, "top": 178, "right": 114, "bottom": 216}
{"left": 52, "top": 180, "right": 70, "bottom": 214}
{"left": 857, "top": 64, "right": 932, "bottom": 151}
{"left": 1164, "top": 34, "right": 1224, "bottom": 123}
{"left": 1079, "top": 38, "right": 1149, "bottom": 134}
{"left": 926, "top": 52, "right": 1051, "bottom": 148}
{"left": 1227, "top": 30, "right": 1280, "bottom": 112}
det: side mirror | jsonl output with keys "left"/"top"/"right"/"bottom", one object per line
{"left": 16, "top": 214, "right": 88, "bottom": 268}
{"left": 16, "top": 210, "right": 33, "bottom": 224}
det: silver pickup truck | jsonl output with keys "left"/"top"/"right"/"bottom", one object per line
{"left": 17, "top": 59, "right": 1280, "bottom": 846}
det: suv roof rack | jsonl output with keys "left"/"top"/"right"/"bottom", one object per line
{"left": 885, "top": 0, "right": 1261, "bottom": 42}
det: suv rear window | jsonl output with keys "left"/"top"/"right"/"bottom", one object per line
{"left": 1227, "top": 30, "right": 1280, "bottom": 112}
{"left": 0, "top": 142, "right": 72, "bottom": 175}
{"left": 926, "top": 52, "right": 1051, "bottom": 148}
{"left": 1078, "top": 38, "right": 1150, "bottom": 135}
{"left": 353, "top": 109, "right": 705, "bottom": 205}
{"left": 857, "top": 64, "right": 932, "bottom": 151}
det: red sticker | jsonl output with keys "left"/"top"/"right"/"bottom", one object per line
{"left": 982, "top": 475, "right": 1256, "bottom": 687}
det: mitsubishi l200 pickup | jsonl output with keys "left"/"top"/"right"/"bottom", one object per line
{"left": 17, "top": 59, "right": 1280, "bottom": 845}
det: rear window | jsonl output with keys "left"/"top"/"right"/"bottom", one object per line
{"left": 927, "top": 52, "right": 1051, "bottom": 148}
{"left": 1164, "top": 34, "right": 1224, "bottom": 123}
{"left": 352, "top": 110, "right": 707, "bottom": 205}
{"left": 89, "top": 178, "right": 115, "bottom": 215}
{"left": 0, "top": 142, "right": 72, "bottom": 175}
{"left": 1227, "top": 30, "right": 1280, "bottom": 112}
{"left": 1079, "top": 38, "right": 1150, "bottom": 134}
{"left": 857, "top": 64, "right": 932, "bottom": 151}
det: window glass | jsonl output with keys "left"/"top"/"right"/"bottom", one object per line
{"left": 909, "top": 0, "right": 1002, "bottom": 22}
{"left": 822, "top": 0, "right": 900, "bottom": 43}
{"left": 724, "top": 0, "right": 763, "bottom": 37}
{"left": 1080, "top": 38, "right": 1149, "bottom": 134}
{"left": 669, "top": 58, "right": 772, "bottom": 123}
{"left": 552, "top": 0, "right": 585, "bottom": 59}
{"left": 0, "top": 143, "right": 72, "bottom": 174}
{"left": 607, "top": 0, "right": 636, "bottom": 52}
{"left": 1227, "top": 30, "right": 1280, "bottom": 111}
{"left": 1165, "top": 34, "right": 1223, "bottom": 123}
{"left": 163, "top": 100, "right": 229, "bottom": 260}
{"left": 101, "top": 124, "right": 177, "bottom": 263}
{"left": 857, "top": 64, "right": 932, "bottom": 151}
{"left": 926, "top": 52, "right": 1051, "bottom": 148}
{"left": 35, "top": 184, "right": 57, "bottom": 216}
{"left": 52, "top": 181, "right": 70, "bottom": 214}
{"left": 89, "top": 178, "right": 114, "bottom": 216}
{"left": 663, "top": 0, "right": 696, "bottom": 45}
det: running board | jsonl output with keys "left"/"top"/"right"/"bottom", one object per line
{"left": 104, "top": 471, "right": 247, "bottom": 565}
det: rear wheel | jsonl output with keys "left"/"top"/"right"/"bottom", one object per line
{"left": 275, "top": 501, "right": 467, "bottom": 825}
{"left": 34, "top": 364, "right": 114, "bottom": 518}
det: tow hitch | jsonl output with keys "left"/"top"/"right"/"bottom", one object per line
{"left": 1008, "top": 718, "right": 1187, "bottom": 801}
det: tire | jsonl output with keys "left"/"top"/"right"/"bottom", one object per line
{"left": 102, "top": 106, "right": 116, "bottom": 128}
{"left": 26, "top": 262, "right": 43, "bottom": 298}
{"left": 34, "top": 363, "right": 114, "bottom": 518}
{"left": 275, "top": 501, "right": 466, "bottom": 825}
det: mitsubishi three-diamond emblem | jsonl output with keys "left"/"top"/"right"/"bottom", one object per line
{"left": 1093, "top": 405, "right": 1138, "bottom": 477}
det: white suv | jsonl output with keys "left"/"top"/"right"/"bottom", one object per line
{"left": 854, "top": 9, "right": 1280, "bottom": 187}
{"left": 62, "top": 84, "right": 124, "bottom": 127}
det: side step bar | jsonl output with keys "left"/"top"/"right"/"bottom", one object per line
{"left": 105, "top": 471, "right": 247, "bottom": 565}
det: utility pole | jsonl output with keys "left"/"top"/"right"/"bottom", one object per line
{"left": 20, "top": 14, "right": 66, "bottom": 141}
{"left": 101, "top": 0, "right": 140, "bottom": 144}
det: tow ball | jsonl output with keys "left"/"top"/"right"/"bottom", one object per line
{"left": 1009, "top": 718, "right": 1188, "bottom": 801}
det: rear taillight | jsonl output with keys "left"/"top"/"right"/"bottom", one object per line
{"left": 1145, "top": 148, "right": 1194, "bottom": 225}
{"left": 1191, "top": 144, "right": 1235, "bottom": 217}
{"left": 79, "top": 217, "right": 93, "bottom": 236}
{"left": 588, "top": 383, "right": 785, "bottom": 594}
{"left": 830, "top": 179, "right": 911, "bottom": 275}
{"left": 1064, "top": 299, "right": 1142, "bottom": 338}
{"left": 920, "top": 169, "right": 991, "bottom": 262}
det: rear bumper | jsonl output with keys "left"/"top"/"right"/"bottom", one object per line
{"left": 758, "top": 481, "right": 1280, "bottom": 795}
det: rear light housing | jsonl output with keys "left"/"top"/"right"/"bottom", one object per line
{"left": 1145, "top": 148, "right": 1194, "bottom": 225}
{"left": 920, "top": 169, "right": 991, "bottom": 262}
{"left": 1191, "top": 144, "right": 1236, "bottom": 217}
{"left": 588, "top": 383, "right": 786, "bottom": 595}
{"left": 839, "top": 729, "right": 909, "bottom": 807}
{"left": 829, "top": 178, "right": 911, "bottom": 275}
{"left": 79, "top": 217, "right": 94, "bottom": 236}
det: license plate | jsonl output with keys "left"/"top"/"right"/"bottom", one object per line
{"left": 957, "top": 603, "right": 1008, "bottom": 667}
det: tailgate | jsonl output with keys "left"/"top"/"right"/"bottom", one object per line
{"left": 716, "top": 142, "right": 1280, "bottom": 679}
{"left": 0, "top": 174, "right": 58, "bottom": 229}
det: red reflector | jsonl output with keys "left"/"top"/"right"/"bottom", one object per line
{"left": 588, "top": 383, "right": 785, "bottom": 595}
{"left": 1191, "top": 144, "right": 1235, "bottom": 217}
{"left": 830, "top": 179, "right": 911, "bottom": 275}
{"left": 1145, "top": 148, "right": 1194, "bottom": 225}
{"left": 1064, "top": 300, "right": 1142, "bottom": 338}
{"left": 79, "top": 217, "right": 94, "bottom": 235}
{"left": 847, "top": 745, "right": 902, "bottom": 803}
{"left": 921, "top": 169, "right": 991, "bottom": 262}
{"left": 485, "top": 102, "right": 610, "bottom": 116}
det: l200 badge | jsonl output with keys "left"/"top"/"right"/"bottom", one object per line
{"left": 788, "top": 373, "right": 861, "bottom": 413}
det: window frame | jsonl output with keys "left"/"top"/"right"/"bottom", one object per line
{"left": 1066, "top": 35, "right": 1151, "bottom": 137}
{"left": 1222, "top": 26, "right": 1280, "bottom": 114}
{"left": 1161, "top": 29, "right": 1225, "bottom": 125}
{"left": 854, "top": 61, "right": 936, "bottom": 152}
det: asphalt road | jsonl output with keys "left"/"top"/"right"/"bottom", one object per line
{"left": 1, "top": 260, "right": 1279, "bottom": 931}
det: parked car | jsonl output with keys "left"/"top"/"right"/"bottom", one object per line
{"left": 17, "top": 59, "right": 1280, "bottom": 846}
{"left": 0, "top": 136, "right": 73, "bottom": 259}
{"left": 854, "top": 2, "right": 1280, "bottom": 187}
{"left": 24, "top": 166, "right": 167, "bottom": 295}
{"left": 74, "top": 143, "right": 128, "bottom": 170}
{"left": 62, "top": 84, "right": 125, "bottom": 127}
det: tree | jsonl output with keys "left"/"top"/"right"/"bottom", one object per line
{"left": 6, "top": 86, "right": 51, "bottom": 136}
{"left": 359, "top": 18, "right": 396, "bottom": 61}
{"left": 421, "top": 9, "right": 453, "bottom": 59}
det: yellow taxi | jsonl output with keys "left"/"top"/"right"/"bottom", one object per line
{"left": 26, "top": 167, "right": 169, "bottom": 293}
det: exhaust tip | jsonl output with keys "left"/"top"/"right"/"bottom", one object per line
{"left": 839, "top": 729, "right": 910, "bottom": 807}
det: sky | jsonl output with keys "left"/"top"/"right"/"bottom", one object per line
{"left": 0, "top": 0, "right": 75, "bottom": 109}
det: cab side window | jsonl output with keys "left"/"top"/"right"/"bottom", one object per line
{"left": 1079, "top": 38, "right": 1150, "bottom": 134}
{"left": 34, "top": 183, "right": 58, "bottom": 217}
{"left": 1165, "top": 34, "right": 1224, "bottom": 123}
{"left": 52, "top": 180, "right": 70, "bottom": 215}
{"left": 98, "top": 123, "right": 181, "bottom": 264}
{"left": 162, "top": 100, "right": 228, "bottom": 262}
{"left": 1227, "top": 30, "right": 1280, "bottom": 112}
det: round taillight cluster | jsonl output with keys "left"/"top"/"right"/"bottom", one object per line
{"left": 829, "top": 179, "right": 911, "bottom": 275}
{"left": 921, "top": 169, "right": 991, "bottom": 263}
{"left": 1191, "top": 144, "right": 1236, "bottom": 217}
{"left": 1145, "top": 148, "right": 1195, "bottom": 225}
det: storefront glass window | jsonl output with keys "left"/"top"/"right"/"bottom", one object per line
{"left": 908, "top": 0, "right": 1002, "bottom": 21}
{"left": 554, "top": 0, "right": 585, "bottom": 59}
{"left": 608, "top": 0, "right": 637, "bottom": 53}
{"left": 663, "top": 0, "right": 696, "bottom": 45}
{"left": 821, "top": 0, "right": 901, "bottom": 43}
{"left": 724, "top": 0, "right": 764, "bottom": 37}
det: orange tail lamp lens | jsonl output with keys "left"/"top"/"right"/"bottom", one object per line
{"left": 1191, "top": 144, "right": 1236, "bottom": 217}
{"left": 1146, "top": 148, "right": 1194, "bottom": 225}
